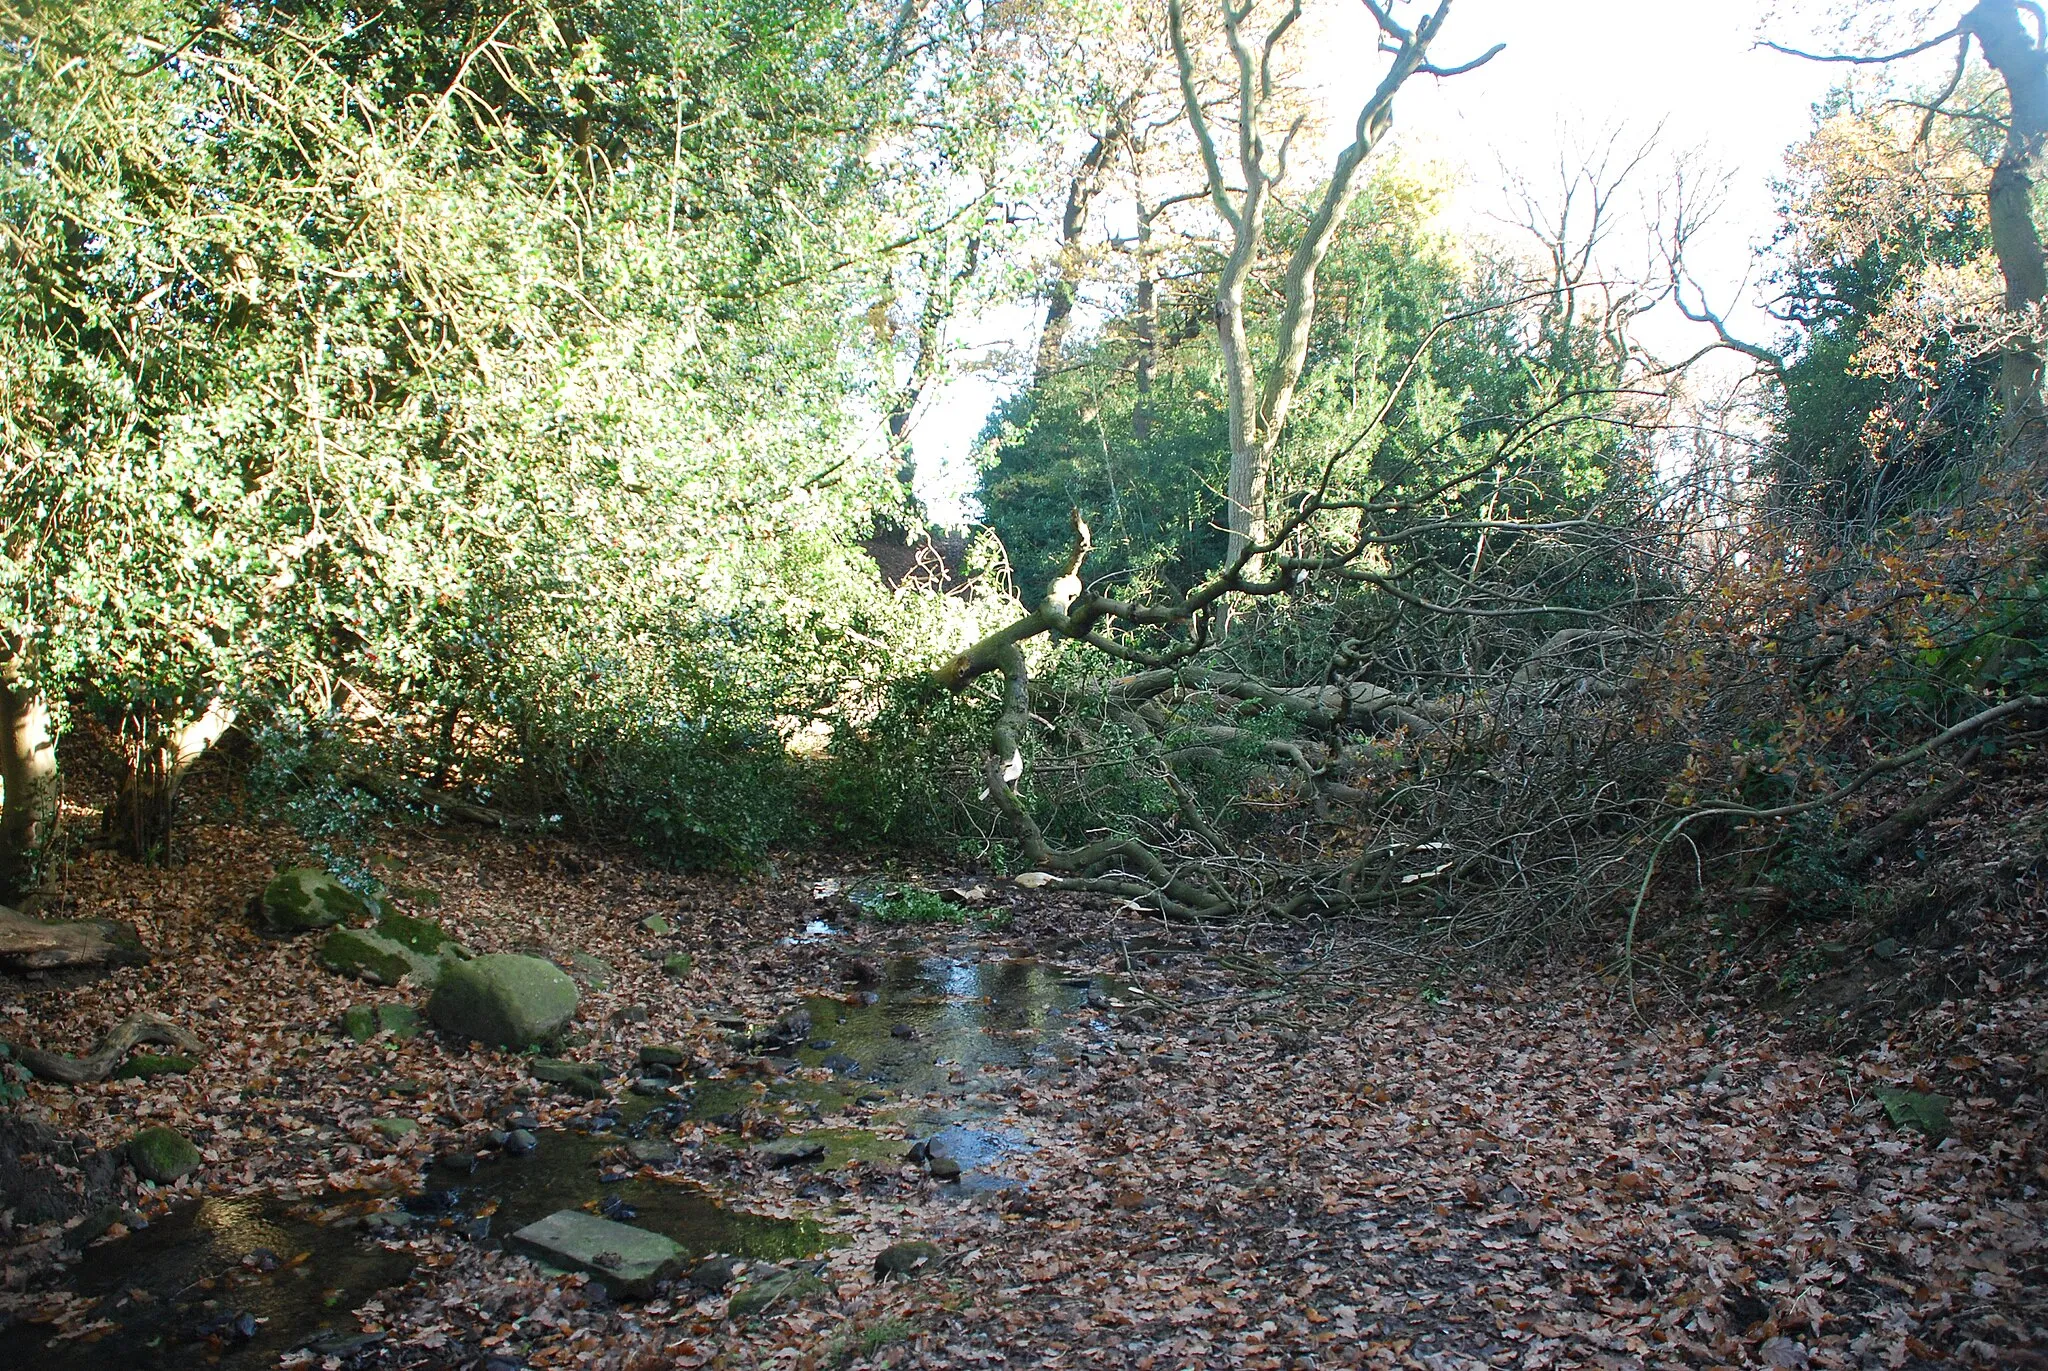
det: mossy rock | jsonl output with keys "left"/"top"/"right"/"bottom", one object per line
{"left": 728, "top": 1266, "right": 828, "bottom": 1321}
{"left": 343, "top": 1003, "right": 423, "bottom": 1043}
{"left": 375, "top": 912, "right": 458, "bottom": 957}
{"left": 1875, "top": 1087, "right": 1950, "bottom": 1139}
{"left": 565, "top": 951, "right": 614, "bottom": 988}
{"left": 662, "top": 953, "right": 694, "bottom": 978}
{"left": 638, "top": 1043, "right": 689, "bottom": 1069}
{"left": 128, "top": 1126, "right": 201, "bottom": 1183}
{"left": 639, "top": 914, "right": 673, "bottom": 936}
{"left": 260, "top": 867, "right": 373, "bottom": 934}
{"left": 427, "top": 953, "right": 579, "bottom": 1050}
{"left": 112, "top": 1053, "right": 197, "bottom": 1081}
{"left": 530, "top": 1057, "right": 607, "bottom": 1099}
{"left": 372, "top": 1117, "right": 419, "bottom": 1141}
{"left": 874, "top": 1240, "right": 942, "bottom": 1280}
{"left": 320, "top": 927, "right": 453, "bottom": 988}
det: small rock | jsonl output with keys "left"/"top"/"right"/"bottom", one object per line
{"left": 728, "top": 1266, "right": 827, "bottom": 1320}
{"left": 530, "top": 1058, "right": 607, "bottom": 1100}
{"left": 639, "top": 1044, "right": 689, "bottom": 1068}
{"left": 662, "top": 953, "right": 694, "bottom": 978}
{"left": 437, "top": 1150, "right": 479, "bottom": 1174}
{"left": 753, "top": 1137, "right": 827, "bottom": 1168}
{"left": 372, "top": 1117, "right": 419, "bottom": 1141}
{"left": 564, "top": 951, "right": 614, "bottom": 988}
{"left": 822, "top": 1053, "right": 860, "bottom": 1075}
{"left": 639, "top": 914, "right": 674, "bottom": 936}
{"left": 629, "top": 1077, "right": 672, "bottom": 1097}
{"left": 626, "top": 1139, "right": 681, "bottom": 1166}
{"left": 127, "top": 1126, "right": 202, "bottom": 1184}
{"left": 873, "top": 1240, "right": 941, "bottom": 1280}
{"left": 926, "top": 1154, "right": 962, "bottom": 1182}
{"left": 503, "top": 1128, "right": 539, "bottom": 1156}
{"left": 1759, "top": 1336, "right": 1810, "bottom": 1370}
{"left": 510, "top": 1210, "right": 682, "bottom": 1296}
{"left": 343, "top": 1004, "right": 379, "bottom": 1043}
{"left": 889, "top": 1023, "right": 919, "bottom": 1040}
{"left": 690, "top": 1255, "right": 742, "bottom": 1292}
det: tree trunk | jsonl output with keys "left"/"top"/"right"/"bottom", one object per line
{"left": 1968, "top": 0, "right": 2048, "bottom": 450}
{"left": 1134, "top": 194, "right": 1157, "bottom": 443}
{"left": 1035, "top": 120, "right": 1122, "bottom": 388}
{"left": 107, "top": 698, "right": 235, "bottom": 861}
{"left": 0, "top": 647, "right": 58, "bottom": 901}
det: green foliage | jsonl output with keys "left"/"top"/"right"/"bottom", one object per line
{"left": 978, "top": 161, "right": 1642, "bottom": 597}
{"left": 0, "top": 0, "right": 1057, "bottom": 866}
{"left": 848, "top": 883, "right": 973, "bottom": 924}
{"left": 1766, "top": 87, "right": 2003, "bottom": 529}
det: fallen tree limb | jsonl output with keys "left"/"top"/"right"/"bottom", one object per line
{"left": 346, "top": 771, "right": 550, "bottom": 831}
{"left": 1622, "top": 694, "right": 2048, "bottom": 999}
{"left": 1840, "top": 774, "right": 1976, "bottom": 870}
{"left": 9, "top": 1013, "right": 203, "bottom": 1084}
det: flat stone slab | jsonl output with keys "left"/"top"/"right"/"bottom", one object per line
{"left": 510, "top": 1210, "right": 682, "bottom": 1296}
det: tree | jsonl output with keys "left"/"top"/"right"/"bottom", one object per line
{"left": 1767, "top": 0, "right": 2048, "bottom": 450}
{"left": 0, "top": 0, "right": 1031, "bottom": 866}
{"left": 1169, "top": 0, "right": 1500, "bottom": 576}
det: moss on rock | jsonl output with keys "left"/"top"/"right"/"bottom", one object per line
{"left": 428, "top": 953, "right": 579, "bottom": 1049}
{"left": 128, "top": 1126, "right": 201, "bottom": 1183}
{"left": 259, "top": 867, "right": 373, "bottom": 934}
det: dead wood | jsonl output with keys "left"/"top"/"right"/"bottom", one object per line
{"left": 0, "top": 904, "right": 148, "bottom": 971}
{"left": 9, "top": 1013, "right": 203, "bottom": 1084}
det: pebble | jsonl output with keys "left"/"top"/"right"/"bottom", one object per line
{"left": 503, "top": 1128, "right": 538, "bottom": 1156}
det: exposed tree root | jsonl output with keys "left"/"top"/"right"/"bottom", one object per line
{"left": 10, "top": 1013, "right": 203, "bottom": 1084}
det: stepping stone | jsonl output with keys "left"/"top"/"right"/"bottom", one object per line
{"left": 530, "top": 1058, "right": 606, "bottom": 1099}
{"left": 510, "top": 1210, "right": 683, "bottom": 1296}
{"left": 752, "top": 1137, "right": 826, "bottom": 1168}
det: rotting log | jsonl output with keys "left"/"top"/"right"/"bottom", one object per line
{"left": 0, "top": 904, "right": 148, "bottom": 971}
{"left": 9, "top": 1013, "right": 201, "bottom": 1084}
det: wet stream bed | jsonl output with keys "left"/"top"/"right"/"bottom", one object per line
{"left": 0, "top": 949, "right": 1139, "bottom": 1367}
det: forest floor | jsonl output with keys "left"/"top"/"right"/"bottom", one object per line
{"left": 0, "top": 803, "right": 2045, "bottom": 1371}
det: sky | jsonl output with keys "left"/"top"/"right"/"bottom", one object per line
{"left": 909, "top": 0, "right": 1956, "bottom": 524}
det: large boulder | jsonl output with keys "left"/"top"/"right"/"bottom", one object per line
{"left": 428, "top": 954, "right": 578, "bottom": 1049}
{"left": 259, "top": 867, "right": 373, "bottom": 934}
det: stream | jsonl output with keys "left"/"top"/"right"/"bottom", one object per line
{"left": 0, "top": 950, "right": 1135, "bottom": 1368}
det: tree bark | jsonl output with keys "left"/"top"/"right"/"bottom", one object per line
{"left": 0, "top": 644, "right": 58, "bottom": 901}
{"left": 1965, "top": 0, "right": 2048, "bottom": 450}
{"left": 107, "top": 697, "right": 235, "bottom": 861}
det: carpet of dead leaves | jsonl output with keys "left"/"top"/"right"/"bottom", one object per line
{"left": 1, "top": 801, "right": 2044, "bottom": 1371}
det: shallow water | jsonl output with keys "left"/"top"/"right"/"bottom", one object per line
{"left": 0, "top": 951, "right": 1131, "bottom": 1366}
{"left": 0, "top": 1194, "right": 412, "bottom": 1370}
{"left": 797, "top": 954, "right": 1119, "bottom": 1092}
